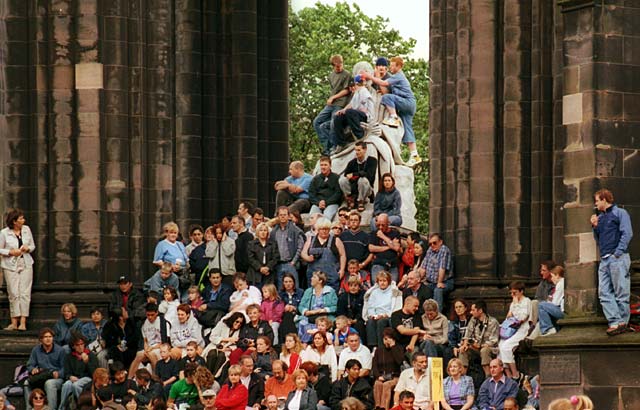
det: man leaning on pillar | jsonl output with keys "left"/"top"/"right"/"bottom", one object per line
{"left": 590, "top": 188, "right": 633, "bottom": 336}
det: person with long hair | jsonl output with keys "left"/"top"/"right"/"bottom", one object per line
{"left": 372, "top": 328, "right": 405, "bottom": 410}
{"left": 0, "top": 208, "right": 35, "bottom": 331}
{"left": 102, "top": 308, "right": 139, "bottom": 369}
{"left": 52, "top": 302, "right": 83, "bottom": 351}
{"left": 297, "top": 271, "right": 338, "bottom": 344}
{"left": 300, "top": 331, "right": 338, "bottom": 381}
{"left": 261, "top": 284, "right": 285, "bottom": 345}
{"left": 280, "top": 333, "right": 303, "bottom": 374}
{"left": 371, "top": 173, "right": 402, "bottom": 230}
{"left": 340, "top": 397, "right": 367, "bottom": 410}
{"left": 284, "top": 369, "right": 318, "bottom": 410}
{"left": 203, "top": 311, "right": 246, "bottom": 376}
{"left": 251, "top": 335, "right": 279, "bottom": 378}
{"left": 75, "top": 367, "right": 110, "bottom": 410}
{"left": 449, "top": 299, "right": 471, "bottom": 356}
{"left": 214, "top": 364, "right": 248, "bottom": 410}
{"left": 279, "top": 272, "right": 304, "bottom": 337}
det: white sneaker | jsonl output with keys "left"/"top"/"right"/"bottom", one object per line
{"left": 405, "top": 155, "right": 423, "bottom": 168}
{"left": 541, "top": 328, "right": 557, "bottom": 337}
{"left": 382, "top": 116, "right": 400, "bottom": 127}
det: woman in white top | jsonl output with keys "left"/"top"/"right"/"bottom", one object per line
{"left": 300, "top": 330, "right": 338, "bottom": 381}
{"left": 0, "top": 208, "right": 36, "bottom": 331}
{"left": 284, "top": 369, "right": 318, "bottom": 410}
{"left": 498, "top": 280, "right": 531, "bottom": 381}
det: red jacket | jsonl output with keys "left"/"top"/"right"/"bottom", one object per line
{"left": 215, "top": 382, "right": 249, "bottom": 410}
{"left": 260, "top": 299, "right": 285, "bottom": 323}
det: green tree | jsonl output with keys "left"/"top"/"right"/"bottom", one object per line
{"left": 289, "top": 1, "right": 430, "bottom": 231}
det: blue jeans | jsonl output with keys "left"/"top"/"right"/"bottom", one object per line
{"left": 598, "top": 253, "right": 631, "bottom": 327}
{"left": 538, "top": 302, "right": 564, "bottom": 334}
{"left": 381, "top": 94, "right": 417, "bottom": 143}
{"left": 309, "top": 204, "right": 339, "bottom": 223}
{"left": 59, "top": 377, "right": 92, "bottom": 410}
{"left": 426, "top": 278, "right": 454, "bottom": 312}
{"left": 275, "top": 262, "right": 299, "bottom": 289}
{"left": 371, "top": 264, "right": 399, "bottom": 283}
{"left": 313, "top": 105, "right": 340, "bottom": 154}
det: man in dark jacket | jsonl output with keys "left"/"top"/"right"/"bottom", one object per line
{"left": 109, "top": 275, "right": 146, "bottom": 325}
{"left": 198, "top": 269, "right": 233, "bottom": 328}
{"left": 328, "top": 359, "right": 374, "bottom": 410}
{"left": 309, "top": 156, "right": 343, "bottom": 222}
{"left": 231, "top": 214, "right": 254, "bottom": 274}
{"left": 59, "top": 335, "right": 99, "bottom": 410}
{"left": 239, "top": 355, "right": 265, "bottom": 409}
{"left": 339, "top": 141, "right": 377, "bottom": 211}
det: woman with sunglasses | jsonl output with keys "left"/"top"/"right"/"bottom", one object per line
{"left": 29, "top": 389, "right": 49, "bottom": 410}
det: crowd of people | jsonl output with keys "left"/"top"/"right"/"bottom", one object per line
{"left": 0, "top": 199, "right": 583, "bottom": 410}
{"left": 0, "top": 122, "right": 629, "bottom": 410}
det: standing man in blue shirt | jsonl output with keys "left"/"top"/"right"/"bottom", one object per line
{"left": 274, "top": 161, "right": 313, "bottom": 215}
{"left": 590, "top": 188, "right": 633, "bottom": 336}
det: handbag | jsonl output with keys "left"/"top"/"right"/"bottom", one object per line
{"left": 27, "top": 369, "right": 54, "bottom": 389}
{"left": 499, "top": 316, "right": 522, "bottom": 340}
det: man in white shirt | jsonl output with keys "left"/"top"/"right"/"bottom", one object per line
{"left": 394, "top": 351, "right": 433, "bottom": 410}
{"left": 338, "top": 332, "right": 372, "bottom": 379}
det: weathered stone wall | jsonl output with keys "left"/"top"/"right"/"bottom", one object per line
{"left": 0, "top": 0, "right": 290, "bottom": 286}
{"left": 429, "top": 0, "right": 565, "bottom": 284}
{"left": 431, "top": 0, "right": 640, "bottom": 407}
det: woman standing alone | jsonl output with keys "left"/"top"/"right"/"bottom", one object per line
{"left": 0, "top": 208, "right": 35, "bottom": 331}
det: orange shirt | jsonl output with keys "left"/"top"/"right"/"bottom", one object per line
{"left": 264, "top": 374, "right": 296, "bottom": 400}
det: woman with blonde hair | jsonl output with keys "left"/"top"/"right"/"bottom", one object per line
{"left": 247, "top": 222, "right": 279, "bottom": 287}
{"left": 153, "top": 221, "right": 188, "bottom": 272}
{"left": 548, "top": 395, "right": 593, "bottom": 410}
{"left": 284, "top": 369, "right": 318, "bottom": 410}
{"left": 340, "top": 396, "right": 366, "bottom": 410}
{"left": 53, "top": 303, "right": 83, "bottom": 351}
{"left": 441, "top": 358, "right": 475, "bottom": 410}
{"left": 301, "top": 217, "right": 347, "bottom": 292}
{"left": 215, "top": 364, "right": 248, "bottom": 410}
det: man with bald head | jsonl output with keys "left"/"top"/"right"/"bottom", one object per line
{"left": 402, "top": 270, "right": 432, "bottom": 315}
{"left": 368, "top": 213, "right": 401, "bottom": 282}
{"left": 477, "top": 359, "right": 519, "bottom": 410}
{"left": 274, "top": 161, "right": 313, "bottom": 214}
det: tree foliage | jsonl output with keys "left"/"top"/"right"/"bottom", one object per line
{"left": 289, "top": 1, "right": 430, "bottom": 231}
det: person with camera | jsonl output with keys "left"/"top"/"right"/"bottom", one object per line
{"left": 24, "top": 328, "right": 65, "bottom": 410}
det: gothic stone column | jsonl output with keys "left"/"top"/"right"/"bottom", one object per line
{"left": 536, "top": 1, "right": 640, "bottom": 408}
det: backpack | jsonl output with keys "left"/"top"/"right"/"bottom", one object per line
{"left": 0, "top": 364, "right": 29, "bottom": 397}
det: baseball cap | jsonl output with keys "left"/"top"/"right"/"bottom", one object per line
{"left": 375, "top": 57, "right": 389, "bottom": 67}
{"left": 117, "top": 275, "right": 131, "bottom": 283}
{"left": 354, "top": 74, "right": 364, "bottom": 84}
{"left": 202, "top": 389, "right": 216, "bottom": 397}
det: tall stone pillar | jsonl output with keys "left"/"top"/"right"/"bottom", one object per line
{"left": 536, "top": 1, "right": 640, "bottom": 408}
